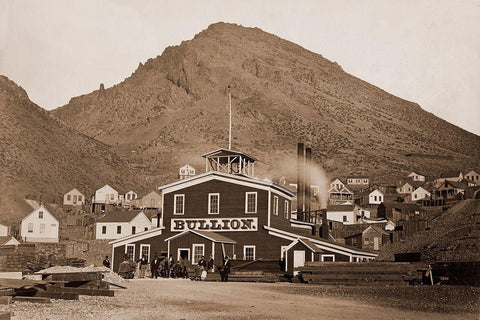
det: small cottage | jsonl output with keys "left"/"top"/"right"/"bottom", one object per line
{"left": 95, "top": 210, "right": 153, "bottom": 240}
{"left": 63, "top": 188, "right": 86, "bottom": 206}
{"left": 408, "top": 172, "right": 426, "bottom": 182}
{"left": 20, "top": 205, "right": 59, "bottom": 243}
{"left": 179, "top": 164, "right": 196, "bottom": 180}
{"left": 368, "top": 189, "right": 384, "bottom": 205}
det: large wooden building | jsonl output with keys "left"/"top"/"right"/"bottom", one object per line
{"left": 109, "top": 148, "right": 376, "bottom": 273}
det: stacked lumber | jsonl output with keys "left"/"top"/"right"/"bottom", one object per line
{"left": 229, "top": 271, "right": 276, "bottom": 283}
{"left": 296, "top": 262, "right": 426, "bottom": 285}
{"left": 0, "top": 269, "right": 116, "bottom": 304}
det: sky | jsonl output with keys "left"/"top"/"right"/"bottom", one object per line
{"left": 1, "top": 0, "right": 479, "bottom": 135}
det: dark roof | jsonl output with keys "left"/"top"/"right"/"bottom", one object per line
{"left": 201, "top": 148, "right": 257, "bottom": 162}
{"left": 448, "top": 180, "right": 469, "bottom": 189}
{"left": 299, "top": 238, "right": 323, "bottom": 253}
{"left": 364, "top": 225, "right": 389, "bottom": 236}
{"left": 97, "top": 210, "right": 145, "bottom": 223}
{"left": 439, "top": 171, "right": 462, "bottom": 178}
{"left": 327, "top": 205, "right": 355, "bottom": 212}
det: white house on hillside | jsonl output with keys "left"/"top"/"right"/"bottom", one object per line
{"left": 411, "top": 187, "right": 431, "bottom": 201}
{"left": 95, "top": 211, "right": 153, "bottom": 240}
{"left": 121, "top": 190, "right": 138, "bottom": 207}
{"left": 464, "top": 170, "right": 479, "bottom": 184}
{"left": 133, "top": 191, "right": 162, "bottom": 209}
{"left": 179, "top": 164, "right": 196, "bottom": 180}
{"left": 94, "top": 185, "right": 119, "bottom": 204}
{"left": 20, "top": 205, "right": 59, "bottom": 243}
{"left": 0, "top": 223, "right": 8, "bottom": 237}
{"left": 63, "top": 188, "right": 85, "bottom": 206}
{"left": 397, "top": 182, "right": 414, "bottom": 194}
{"left": 368, "top": 189, "right": 384, "bottom": 205}
{"left": 326, "top": 205, "right": 371, "bottom": 225}
{"left": 408, "top": 172, "right": 426, "bottom": 182}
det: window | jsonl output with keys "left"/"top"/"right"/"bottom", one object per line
{"left": 39, "top": 223, "right": 45, "bottom": 234}
{"left": 364, "top": 237, "right": 369, "bottom": 244}
{"left": 343, "top": 216, "right": 347, "bottom": 222}
{"left": 284, "top": 200, "right": 289, "bottom": 219}
{"left": 102, "top": 226, "right": 107, "bottom": 234}
{"left": 192, "top": 244, "right": 205, "bottom": 264}
{"left": 273, "top": 196, "right": 279, "bottom": 215}
{"left": 78, "top": 195, "right": 82, "bottom": 202}
{"left": 131, "top": 226, "right": 136, "bottom": 234}
{"left": 321, "top": 254, "right": 335, "bottom": 262}
{"left": 38, "top": 211, "right": 43, "bottom": 219}
{"left": 379, "top": 196, "right": 382, "bottom": 202}
{"left": 73, "top": 195, "right": 77, "bottom": 203}
{"left": 174, "top": 194, "right": 185, "bottom": 215}
{"left": 140, "top": 244, "right": 150, "bottom": 262}
{"left": 245, "top": 192, "right": 257, "bottom": 213}
{"left": 67, "top": 195, "right": 71, "bottom": 201}
{"left": 352, "top": 238, "right": 358, "bottom": 247}
{"left": 110, "top": 194, "right": 114, "bottom": 201}
{"left": 414, "top": 193, "right": 417, "bottom": 199}
{"left": 208, "top": 193, "right": 220, "bottom": 214}
{"left": 117, "top": 225, "right": 122, "bottom": 234}
{"left": 144, "top": 227, "right": 149, "bottom": 231}
{"left": 125, "top": 244, "right": 135, "bottom": 260}
{"left": 28, "top": 223, "right": 33, "bottom": 233}
{"left": 374, "top": 196, "right": 377, "bottom": 201}
{"left": 244, "top": 245, "right": 255, "bottom": 261}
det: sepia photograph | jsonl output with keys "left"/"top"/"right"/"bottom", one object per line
{"left": 0, "top": 0, "right": 479, "bottom": 319}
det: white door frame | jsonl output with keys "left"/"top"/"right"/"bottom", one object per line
{"left": 177, "top": 248, "right": 190, "bottom": 261}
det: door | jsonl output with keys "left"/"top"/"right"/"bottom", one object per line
{"left": 293, "top": 250, "right": 305, "bottom": 275}
{"left": 178, "top": 248, "right": 190, "bottom": 261}
{"left": 374, "top": 237, "right": 380, "bottom": 250}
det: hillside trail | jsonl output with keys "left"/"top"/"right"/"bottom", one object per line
{"left": 9, "top": 279, "right": 476, "bottom": 320}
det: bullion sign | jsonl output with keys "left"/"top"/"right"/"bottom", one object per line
{"left": 171, "top": 218, "right": 258, "bottom": 232}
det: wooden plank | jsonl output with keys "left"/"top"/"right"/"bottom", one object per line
{"left": 12, "top": 296, "right": 51, "bottom": 304}
{"left": 0, "top": 289, "right": 14, "bottom": 297}
{"left": 0, "top": 297, "right": 12, "bottom": 305}
{"left": 46, "top": 286, "right": 114, "bottom": 297}
{"left": 0, "top": 311, "right": 10, "bottom": 320}
{"left": 48, "top": 273, "right": 102, "bottom": 282}
{"left": 103, "top": 281, "right": 127, "bottom": 289}
{"left": 35, "top": 291, "right": 79, "bottom": 300}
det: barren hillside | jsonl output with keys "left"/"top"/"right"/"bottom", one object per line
{"left": 0, "top": 76, "right": 146, "bottom": 224}
{"left": 51, "top": 23, "right": 480, "bottom": 182}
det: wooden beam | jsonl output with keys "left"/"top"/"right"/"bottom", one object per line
{"left": 12, "top": 296, "right": 51, "bottom": 304}
{"left": 46, "top": 286, "right": 114, "bottom": 297}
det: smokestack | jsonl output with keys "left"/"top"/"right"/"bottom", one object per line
{"left": 321, "top": 209, "right": 329, "bottom": 239}
{"left": 297, "top": 143, "right": 305, "bottom": 220}
{"left": 305, "top": 148, "right": 312, "bottom": 217}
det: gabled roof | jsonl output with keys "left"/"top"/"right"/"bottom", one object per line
{"left": 363, "top": 225, "right": 389, "bottom": 236}
{"left": 299, "top": 238, "right": 323, "bottom": 253}
{"left": 65, "top": 188, "right": 85, "bottom": 196}
{"left": 201, "top": 148, "right": 257, "bottom": 162}
{"left": 448, "top": 180, "right": 469, "bottom": 190}
{"left": 97, "top": 210, "right": 147, "bottom": 223}
{"left": 22, "top": 205, "right": 59, "bottom": 223}
{"left": 96, "top": 184, "right": 118, "bottom": 193}
{"left": 158, "top": 171, "right": 295, "bottom": 198}
{"left": 164, "top": 230, "right": 236, "bottom": 244}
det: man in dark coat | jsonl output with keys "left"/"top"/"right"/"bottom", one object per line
{"left": 220, "top": 255, "right": 231, "bottom": 282}
{"left": 198, "top": 256, "right": 207, "bottom": 270}
{"left": 207, "top": 254, "right": 215, "bottom": 272}
{"left": 150, "top": 254, "right": 161, "bottom": 279}
{"left": 103, "top": 256, "right": 111, "bottom": 269}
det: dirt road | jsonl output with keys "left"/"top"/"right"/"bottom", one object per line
{"left": 6, "top": 279, "right": 479, "bottom": 320}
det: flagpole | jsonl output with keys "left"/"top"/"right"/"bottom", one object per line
{"left": 228, "top": 86, "right": 232, "bottom": 150}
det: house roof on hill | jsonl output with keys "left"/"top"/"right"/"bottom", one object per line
{"left": 439, "top": 171, "right": 463, "bottom": 178}
{"left": 448, "top": 180, "right": 469, "bottom": 190}
{"left": 364, "top": 225, "right": 389, "bottom": 236}
{"left": 97, "top": 210, "right": 145, "bottom": 223}
{"left": 327, "top": 205, "right": 356, "bottom": 212}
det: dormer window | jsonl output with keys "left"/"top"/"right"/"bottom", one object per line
{"left": 39, "top": 211, "right": 44, "bottom": 219}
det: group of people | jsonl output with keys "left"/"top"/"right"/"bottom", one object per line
{"left": 106, "top": 253, "right": 232, "bottom": 281}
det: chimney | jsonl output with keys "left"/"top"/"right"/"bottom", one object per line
{"left": 297, "top": 143, "right": 305, "bottom": 220}
{"left": 305, "top": 147, "right": 312, "bottom": 216}
{"left": 156, "top": 212, "right": 161, "bottom": 228}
